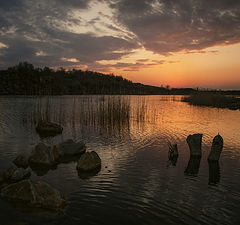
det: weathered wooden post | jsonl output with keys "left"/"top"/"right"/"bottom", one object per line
{"left": 184, "top": 156, "right": 201, "bottom": 176}
{"left": 186, "top": 134, "right": 203, "bottom": 156}
{"left": 168, "top": 143, "right": 178, "bottom": 157}
{"left": 168, "top": 143, "right": 178, "bottom": 166}
{"left": 208, "top": 161, "right": 220, "bottom": 185}
{"left": 208, "top": 134, "right": 223, "bottom": 161}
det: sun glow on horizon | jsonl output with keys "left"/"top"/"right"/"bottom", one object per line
{"left": 90, "top": 43, "right": 240, "bottom": 89}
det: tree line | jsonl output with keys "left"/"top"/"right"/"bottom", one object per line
{"left": 0, "top": 62, "right": 201, "bottom": 95}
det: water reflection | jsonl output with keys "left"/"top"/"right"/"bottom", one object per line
{"left": 0, "top": 95, "right": 240, "bottom": 225}
{"left": 184, "top": 156, "right": 202, "bottom": 176}
{"left": 208, "top": 161, "right": 221, "bottom": 185}
{"left": 77, "top": 167, "right": 101, "bottom": 179}
{"left": 33, "top": 95, "right": 132, "bottom": 137}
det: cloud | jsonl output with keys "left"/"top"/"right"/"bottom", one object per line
{"left": 91, "top": 59, "right": 167, "bottom": 72}
{"left": 111, "top": 0, "right": 240, "bottom": 55}
{"left": 0, "top": 0, "right": 139, "bottom": 68}
{"left": 184, "top": 50, "right": 218, "bottom": 55}
{"left": 1, "top": 0, "right": 240, "bottom": 69}
{"left": 57, "top": 0, "right": 92, "bottom": 9}
{"left": 61, "top": 57, "right": 80, "bottom": 63}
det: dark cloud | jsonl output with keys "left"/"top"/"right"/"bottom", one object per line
{"left": 0, "top": 0, "right": 23, "bottom": 10}
{"left": 0, "top": 0, "right": 138, "bottom": 68}
{"left": 57, "top": 0, "right": 92, "bottom": 9}
{"left": 1, "top": 0, "right": 240, "bottom": 69}
{"left": 111, "top": 0, "right": 240, "bottom": 54}
{"left": 0, "top": 31, "right": 137, "bottom": 68}
{"left": 91, "top": 59, "right": 166, "bottom": 72}
{"left": 184, "top": 50, "right": 218, "bottom": 55}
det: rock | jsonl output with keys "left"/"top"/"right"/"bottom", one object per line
{"left": 51, "top": 145, "right": 60, "bottom": 161}
{"left": 28, "top": 143, "right": 56, "bottom": 167}
{"left": 13, "top": 154, "right": 29, "bottom": 168}
{"left": 208, "top": 134, "right": 223, "bottom": 161}
{"left": 57, "top": 139, "right": 86, "bottom": 157}
{"left": 4, "top": 165, "right": 17, "bottom": 180}
{"left": 10, "top": 168, "right": 31, "bottom": 182}
{"left": 36, "top": 121, "right": 63, "bottom": 137}
{"left": 0, "top": 179, "right": 66, "bottom": 211}
{"left": 0, "top": 171, "right": 5, "bottom": 186}
{"left": 76, "top": 151, "right": 101, "bottom": 172}
{"left": 186, "top": 134, "right": 203, "bottom": 156}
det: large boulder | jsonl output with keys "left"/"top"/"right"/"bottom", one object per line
{"left": 186, "top": 134, "right": 203, "bottom": 156}
{"left": 57, "top": 139, "right": 86, "bottom": 157}
{"left": 13, "top": 154, "right": 29, "bottom": 168}
{"left": 28, "top": 143, "right": 57, "bottom": 168}
{"left": 10, "top": 168, "right": 31, "bottom": 182}
{"left": 208, "top": 134, "right": 223, "bottom": 161}
{"left": 76, "top": 151, "right": 101, "bottom": 173}
{"left": 2, "top": 165, "right": 31, "bottom": 184}
{"left": 0, "top": 179, "right": 66, "bottom": 211}
{"left": 36, "top": 121, "right": 63, "bottom": 137}
{"left": 4, "top": 165, "right": 16, "bottom": 180}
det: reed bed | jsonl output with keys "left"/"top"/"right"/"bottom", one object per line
{"left": 32, "top": 95, "right": 137, "bottom": 134}
{"left": 183, "top": 93, "right": 240, "bottom": 110}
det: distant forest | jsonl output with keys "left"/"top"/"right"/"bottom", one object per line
{"left": 0, "top": 62, "right": 239, "bottom": 95}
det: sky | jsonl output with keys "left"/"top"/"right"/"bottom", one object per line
{"left": 0, "top": 0, "right": 240, "bottom": 89}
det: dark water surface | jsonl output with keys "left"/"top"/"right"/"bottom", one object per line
{"left": 0, "top": 95, "right": 240, "bottom": 225}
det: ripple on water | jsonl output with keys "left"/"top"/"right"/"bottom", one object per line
{"left": 0, "top": 96, "right": 240, "bottom": 225}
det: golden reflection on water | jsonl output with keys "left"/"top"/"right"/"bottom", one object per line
{"left": 0, "top": 95, "right": 240, "bottom": 153}
{"left": 0, "top": 96, "right": 240, "bottom": 225}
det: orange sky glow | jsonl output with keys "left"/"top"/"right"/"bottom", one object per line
{"left": 95, "top": 43, "right": 240, "bottom": 89}
{"left": 1, "top": 0, "right": 240, "bottom": 89}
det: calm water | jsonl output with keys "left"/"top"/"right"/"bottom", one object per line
{"left": 0, "top": 95, "right": 240, "bottom": 225}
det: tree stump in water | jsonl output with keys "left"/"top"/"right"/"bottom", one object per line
{"left": 208, "top": 134, "right": 223, "bottom": 161}
{"left": 186, "top": 134, "right": 203, "bottom": 156}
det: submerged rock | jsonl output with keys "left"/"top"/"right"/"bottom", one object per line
{"left": 28, "top": 143, "right": 57, "bottom": 168}
{"left": 10, "top": 168, "right": 31, "bottom": 182}
{"left": 208, "top": 134, "right": 223, "bottom": 161}
{"left": 57, "top": 139, "right": 86, "bottom": 157}
{"left": 76, "top": 151, "right": 101, "bottom": 173}
{"left": 186, "top": 134, "right": 203, "bottom": 156}
{"left": 36, "top": 121, "right": 63, "bottom": 137}
{"left": 0, "top": 179, "right": 66, "bottom": 211}
{"left": 13, "top": 154, "right": 29, "bottom": 169}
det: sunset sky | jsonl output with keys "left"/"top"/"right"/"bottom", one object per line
{"left": 0, "top": 0, "right": 240, "bottom": 89}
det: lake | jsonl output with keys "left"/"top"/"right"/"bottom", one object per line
{"left": 0, "top": 95, "right": 240, "bottom": 225}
